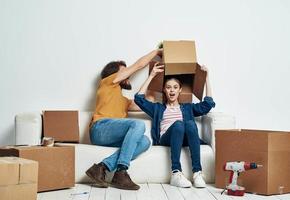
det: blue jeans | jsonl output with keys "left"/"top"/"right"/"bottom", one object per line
{"left": 90, "top": 118, "right": 151, "bottom": 172}
{"left": 160, "top": 120, "right": 202, "bottom": 172}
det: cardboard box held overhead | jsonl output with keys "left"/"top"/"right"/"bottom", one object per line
{"left": 215, "top": 129, "right": 290, "bottom": 195}
{"left": 0, "top": 146, "right": 75, "bottom": 192}
{"left": 0, "top": 157, "right": 38, "bottom": 200}
{"left": 43, "top": 110, "right": 79, "bottom": 142}
{"left": 163, "top": 40, "right": 197, "bottom": 75}
{"left": 148, "top": 40, "right": 207, "bottom": 102}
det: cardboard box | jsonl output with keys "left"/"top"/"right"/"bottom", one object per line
{"left": 0, "top": 157, "right": 38, "bottom": 200}
{"left": 0, "top": 146, "right": 75, "bottom": 192}
{"left": 163, "top": 40, "right": 197, "bottom": 75}
{"left": 148, "top": 40, "right": 207, "bottom": 101}
{"left": 43, "top": 110, "right": 79, "bottom": 142}
{"left": 215, "top": 129, "right": 290, "bottom": 195}
{"left": 0, "top": 157, "right": 38, "bottom": 186}
{"left": 0, "top": 183, "right": 37, "bottom": 200}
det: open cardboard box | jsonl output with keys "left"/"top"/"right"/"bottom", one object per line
{"left": 148, "top": 40, "right": 207, "bottom": 102}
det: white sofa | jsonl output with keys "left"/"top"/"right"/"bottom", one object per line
{"left": 15, "top": 111, "right": 235, "bottom": 184}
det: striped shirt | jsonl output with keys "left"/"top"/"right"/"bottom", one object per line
{"left": 160, "top": 106, "right": 183, "bottom": 136}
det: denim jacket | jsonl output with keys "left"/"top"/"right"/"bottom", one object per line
{"left": 134, "top": 93, "right": 216, "bottom": 145}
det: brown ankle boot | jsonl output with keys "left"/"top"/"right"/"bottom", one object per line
{"left": 111, "top": 170, "right": 140, "bottom": 190}
{"left": 86, "top": 163, "right": 108, "bottom": 188}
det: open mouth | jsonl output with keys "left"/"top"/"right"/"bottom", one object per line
{"left": 169, "top": 93, "right": 175, "bottom": 97}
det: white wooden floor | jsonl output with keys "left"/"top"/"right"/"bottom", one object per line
{"left": 37, "top": 184, "right": 290, "bottom": 200}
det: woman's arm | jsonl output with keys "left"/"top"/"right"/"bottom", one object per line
{"left": 138, "top": 63, "right": 164, "bottom": 94}
{"left": 134, "top": 63, "right": 164, "bottom": 117}
{"left": 128, "top": 100, "right": 141, "bottom": 111}
{"left": 113, "top": 49, "right": 162, "bottom": 84}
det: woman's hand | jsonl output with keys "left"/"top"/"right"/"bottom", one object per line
{"left": 200, "top": 65, "right": 209, "bottom": 73}
{"left": 150, "top": 62, "right": 164, "bottom": 78}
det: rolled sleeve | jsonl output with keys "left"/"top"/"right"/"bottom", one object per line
{"left": 134, "top": 93, "right": 155, "bottom": 118}
{"left": 192, "top": 96, "right": 216, "bottom": 117}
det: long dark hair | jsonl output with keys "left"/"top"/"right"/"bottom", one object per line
{"left": 101, "top": 61, "right": 126, "bottom": 79}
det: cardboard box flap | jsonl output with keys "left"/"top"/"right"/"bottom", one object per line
{"left": 193, "top": 63, "right": 207, "bottom": 100}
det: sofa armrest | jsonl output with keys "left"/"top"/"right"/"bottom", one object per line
{"left": 202, "top": 112, "right": 236, "bottom": 152}
{"left": 15, "top": 112, "right": 42, "bottom": 145}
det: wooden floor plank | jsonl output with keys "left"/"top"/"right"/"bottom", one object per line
{"left": 89, "top": 184, "right": 106, "bottom": 200}
{"left": 206, "top": 184, "right": 235, "bottom": 200}
{"left": 162, "top": 184, "right": 184, "bottom": 200}
{"left": 37, "top": 184, "right": 288, "bottom": 200}
{"left": 37, "top": 187, "right": 76, "bottom": 200}
{"left": 136, "top": 184, "right": 151, "bottom": 200}
{"left": 120, "top": 189, "right": 137, "bottom": 200}
{"left": 147, "top": 183, "right": 168, "bottom": 200}
{"left": 179, "top": 187, "right": 209, "bottom": 200}
{"left": 106, "top": 187, "right": 121, "bottom": 200}
{"left": 275, "top": 193, "right": 290, "bottom": 200}
{"left": 71, "top": 184, "right": 91, "bottom": 200}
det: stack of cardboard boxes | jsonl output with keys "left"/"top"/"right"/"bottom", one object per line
{"left": 148, "top": 40, "right": 207, "bottom": 103}
{"left": 0, "top": 157, "right": 38, "bottom": 200}
{"left": 0, "top": 110, "right": 79, "bottom": 196}
{"left": 0, "top": 146, "right": 75, "bottom": 192}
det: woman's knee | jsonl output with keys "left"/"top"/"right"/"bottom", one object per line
{"left": 170, "top": 120, "right": 185, "bottom": 132}
{"left": 129, "top": 120, "right": 146, "bottom": 134}
{"left": 184, "top": 120, "right": 199, "bottom": 136}
{"left": 140, "top": 135, "right": 151, "bottom": 151}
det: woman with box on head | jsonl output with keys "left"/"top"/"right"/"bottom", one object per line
{"left": 134, "top": 63, "right": 215, "bottom": 188}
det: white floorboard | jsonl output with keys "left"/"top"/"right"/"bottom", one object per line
{"left": 37, "top": 184, "right": 290, "bottom": 200}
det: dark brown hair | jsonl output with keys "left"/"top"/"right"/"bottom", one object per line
{"left": 101, "top": 61, "right": 126, "bottom": 79}
{"left": 163, "top": 76, "right": 182, "bottom": 88}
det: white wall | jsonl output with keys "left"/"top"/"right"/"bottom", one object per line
{"left": 1, "top": 0, "right": 290, "bottom": 145}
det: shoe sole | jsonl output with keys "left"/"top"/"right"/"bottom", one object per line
{"left": 110, "top": 183, "right": 140, "bottom": 190}
{"left": 85, "top": 170, "right": 108, "bottom": 188}
{"left": 170, "top": 183, "right": 192, "bottom": 188}
{"left": 170, "top": 181, "right": 192, "bottom": 188}
{"left": 193, "top": 184, "right": 206, "bottom": 188}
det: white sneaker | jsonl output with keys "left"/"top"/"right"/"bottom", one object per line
{"left": 193, "top": 171, "right": 206, "bottom": 188}
{"left": 170, "top": 171, "right": 192, "bottom": 188}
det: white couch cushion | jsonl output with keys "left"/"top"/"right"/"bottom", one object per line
{"left": 57, "top": 143, "right": 215, "bottom": 184}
